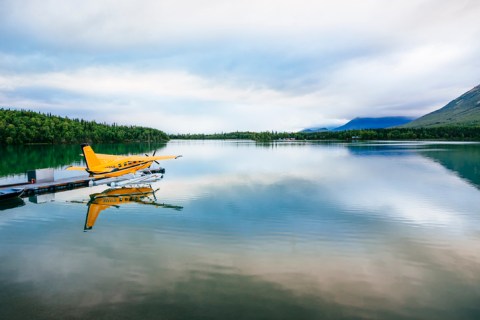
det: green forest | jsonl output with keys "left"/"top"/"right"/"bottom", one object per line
{"left": 170, "top": 127, "right": 480, "bottom": 142}
{"left": 0, "top": 108, "right": 169, "bottom": 144}
{"left": 3, "top": 108, "right": 480, "bottom": 145}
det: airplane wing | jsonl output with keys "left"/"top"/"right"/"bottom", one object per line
{"left": 66, "top": 166, "right": 87, "bottom": 171}
{"left": 127, "top": 155, "right": 182, "bottom": 162}
{"left": 93, "top": 153, "right": 126, "bottom": 165}
{"left": 152, "top": 155, "right": 182, "bottom": 161}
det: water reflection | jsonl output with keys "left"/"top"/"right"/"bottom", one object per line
{"left": 346, "top": 141, "right": 480, "bottom": 189}
{"left": 0, "top": 197, "right": 25, "bottom": 211}
{"left": 29, "top": 193, "right": 55, "bottom": 204}
{"left": 85, "top": 186, "right": 183, "bottom": 231}
{"left": 1, "top": 141, "right": 480, "bottom": 319}
{"left": 417, "top": 143, "right": 480, "bottom": 189}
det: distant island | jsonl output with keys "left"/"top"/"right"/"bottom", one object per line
{"left": 0, "top": 108, "right": 169, "bottom": 145}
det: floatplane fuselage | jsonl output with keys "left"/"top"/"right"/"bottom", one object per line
{"left": 67, "top": 143, "right": 181, "bottom": 179}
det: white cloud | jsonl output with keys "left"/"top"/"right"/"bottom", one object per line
{"left": 2, "top": 0, "right": 479, "bottom": 49}
{"left": 0, "top": 67, "right": 338, "bottom": 132}
{"left": 1, "top": 0, "right": 480, "bottom": 131}
{"left": 318, "top": 44, "right": 480, "bottom": 117}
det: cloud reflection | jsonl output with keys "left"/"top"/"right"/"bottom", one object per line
{"left": 1, "top": 141, "right": 480, "bottom": 319}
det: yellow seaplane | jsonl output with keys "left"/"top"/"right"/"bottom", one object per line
{"left": 67, "top": 143, "right": 181, "bottom": 179}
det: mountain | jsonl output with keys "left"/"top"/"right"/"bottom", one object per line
{"left": 300, "top": 127, "right": 328, "bottom": 133}
{"left": 402, "top": 85, "right": 480, "bottom": 128}
{"left": 332, "top": 117, "right": 414, "bottom": 131}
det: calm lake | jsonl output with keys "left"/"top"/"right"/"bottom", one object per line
{"left": 1, "top": 140, "right": 480, "bottom": 319}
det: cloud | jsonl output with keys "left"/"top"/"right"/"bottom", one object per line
{"left": 0, "top": 66, "right": 341, "bottom": 132}
{"left": 1, "top": 0, "right": 480, "bottom": 131}
{"left": 2, "top": 0, "right": 413, "bottom": 48}
{"left": 2, "top": 1, "right": 478, "bottom": 49}
{"left": 318, "top": 44, "right": 480, "bottom": 117}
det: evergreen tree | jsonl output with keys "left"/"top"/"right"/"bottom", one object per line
{"left": 0, "top": 108, "right": 170, "bottom": 145}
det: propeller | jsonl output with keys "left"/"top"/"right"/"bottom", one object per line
{"left": 153, "top": 187, "right": 160, "bottom": 201}
{"left": 145, "top": 150, "right": 160, "bottom": 165}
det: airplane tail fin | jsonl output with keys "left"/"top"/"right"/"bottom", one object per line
{"left": 81, "top": 143, "right": 102, "bottom": 169}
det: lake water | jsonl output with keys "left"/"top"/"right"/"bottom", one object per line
{"left": 1, "top": 140, "right": 480, "bottom": 319}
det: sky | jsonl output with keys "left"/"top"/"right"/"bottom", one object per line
{"left": 0, "top": 0, "right": 479, "bottom": 133}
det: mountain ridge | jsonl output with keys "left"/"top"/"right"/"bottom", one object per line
{"left": 332, "top": 116, "right": 414, "bottom": 131}
{"left": 402, "top": 85, "right": 480, "bottom": 128}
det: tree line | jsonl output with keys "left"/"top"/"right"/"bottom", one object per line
{"left": 170, "top": 127, "right": 480, "bottom": 142}
{"left": 0, "top": 108, "right": 169, "bottom": 144}
{"left": 3, "top": 108, "right": 480, "bottom": 145}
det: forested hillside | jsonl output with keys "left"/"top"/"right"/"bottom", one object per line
{"left": 402, "top": 85, "right": 480, "bottom": 128}
{"left": 0, "top": 109, "right": 169, "bottom": 144}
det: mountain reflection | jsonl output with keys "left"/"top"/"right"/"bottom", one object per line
{"left": 417, "top": 143, "right": 480, "bottom": 189}
{"left": 85, "top": 186, "right": 183, "bottom": 231}
{"left": 347, "top": 142, "right": 480, "bottom": 189}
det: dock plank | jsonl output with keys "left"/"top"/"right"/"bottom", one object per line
{"left": 0, "top": 175, "right": 93, "bottom": 197}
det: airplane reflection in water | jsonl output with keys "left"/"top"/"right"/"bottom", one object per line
{"left": 84, "top": 186, "right": 183, "bottom": 231}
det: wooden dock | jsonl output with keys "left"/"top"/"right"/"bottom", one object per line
{"left": 0, "top": 167, "right": 166, "bottom": 199}
{"left": 0, "top": 176, "right": 92, "bottom": 197}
